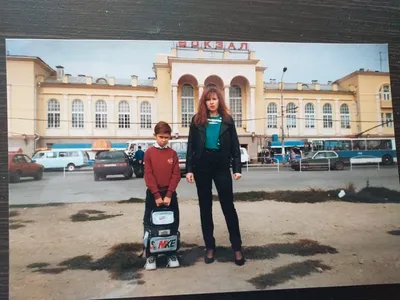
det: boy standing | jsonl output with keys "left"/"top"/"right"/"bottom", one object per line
{"left": 143, "top": 121, "right": 181, "bottom": 270}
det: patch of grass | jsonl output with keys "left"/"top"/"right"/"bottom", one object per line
{"left": 27, "top": 262, "right": 50, "bottom": 269}
{"left": 345, "top": 182, "right": 356, "bottom": 193}
{"left": 247, "top": 260, "right": 332, "bottom": 289}
{"left": 9, "top": 203, "right": 66, "bottom": 209}
{"left": 118, "top": 198, "right": 145, "bottom": 204}
{"left": 213, "top": 189, "right": 340, "bottom": 203}
{"left": 9, "top": 210, "right": 19, "bottom": 218}
{"left": 79, "top": 209, "right": 105, "bottom": 214}
{"left": 387, "top": 230, "right": 400, "bottom": 236}
{"left": 282, "top": 232, "right": 297, "bottom": 236}
{"left": 9, "top": 224, "right": 25, "bottom": 230}
{"left": 70, "top": 210, "right": 123, "bottom": 222}
{"left": 33, "top": 268, "right": 67, "bottom": 274}
{"left": 211, "top": 186, "right": 400, "bottom": 204}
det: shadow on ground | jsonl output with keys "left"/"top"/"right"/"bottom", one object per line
{"left": 27, "top": 239, "right": 337, "bottom": 288}
{"left": 70, "top": 210, "right": 123, "bottom": 222}
{"left": 247, "top": 259, "right": 332, "bottom": 289}
{"left": 212, "top": 186, "right": 400, "bottom": 204}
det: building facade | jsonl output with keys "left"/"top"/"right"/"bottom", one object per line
{"left": 6, "top": 43, "right": 394, "bottom": 159}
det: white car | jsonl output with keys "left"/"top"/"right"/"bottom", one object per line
{"left": 240, "top": 147, "right": 249, "bottom": 164}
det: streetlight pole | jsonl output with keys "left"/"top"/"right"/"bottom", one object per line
{"left": 280, "top": 67, "right": 287, "bottom": 164}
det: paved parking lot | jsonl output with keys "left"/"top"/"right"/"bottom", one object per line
{"left": 9, "top": 165, "right": 400, "bottom": 205}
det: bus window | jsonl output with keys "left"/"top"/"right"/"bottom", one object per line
{"left": 352, "top": 140, "right": 366, "bottom": 150}
{"left": 334, "top": 140, "right": 351, "bottom": 151}
{"left": 367, "top": 139, "right": 392, "bottom": 150}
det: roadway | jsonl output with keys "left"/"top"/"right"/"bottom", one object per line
{"left": 9, "top": 165, "right": 400, "bottom": 205}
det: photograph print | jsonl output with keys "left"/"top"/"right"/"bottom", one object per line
{"left": 6, "top": 39, "right": 400, "bottom": 299}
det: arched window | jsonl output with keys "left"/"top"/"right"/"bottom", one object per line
{"left": 181, "top": 84, "right": 194, "bottom": 128}
{"left": 286, "top": 102, "right": 297, "bottom": 128}
{"left": 140, "top": 101, "right": 152, "bottom": 129}
{"left": 95, "top": 100, "right": 107, "bottom": 128}
{"left": 379, "top": 85, "right": 390, "bottom": 101}
{"left": 47, "top": 99, "right": 61, "bottom": 128}
{"left": 118, "top": 101, "right": 130, "bottom": 129}
{"left": 71, "top": 99, "right": 84, "bottom": 128}
{"left": 304, "top": 103, "right": 315, "bottom": 128}
{"left": 206, "top": 83, "right": 217, "bottom": 89}
{"left": 229, "top": 85, "right": 242, "bottom": 127}
{"left": 340, "top": 104, "right": 350, "bottom": 129}
{"left": 267, "top": 103, "right": 277, "bottom": 128}
{"left": 322, "top": 103, "right": 333, "bottom": 128}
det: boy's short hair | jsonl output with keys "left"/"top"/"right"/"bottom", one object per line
{"left": 154, "top": 121, "right": 172, "bottom": 135}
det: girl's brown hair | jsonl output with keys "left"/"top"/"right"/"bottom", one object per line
{"left": 194, "top": 87, "right": 231, "bottom": 126}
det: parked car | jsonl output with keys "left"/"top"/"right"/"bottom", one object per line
{"left": 32, "top": 149, "right": 89, "bottom": 171}
{"left": 290, "top": 150, "right": 350, "bottom": 171}
{"left": 240, "top": 147, "right": 249, "bottom": 164}
{"left": 8, "top": 153, "right": 44, "bottom": 183}
{"left": 93, "top": 150, "right": 133, "bottom": 181}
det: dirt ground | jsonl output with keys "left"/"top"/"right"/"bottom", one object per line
{"left": 9, "top": 199, "right": 400, "bottom": 300}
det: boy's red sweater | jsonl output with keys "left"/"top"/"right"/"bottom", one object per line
{"left": 144, "top": 146, "right": 181, "bottom": 199}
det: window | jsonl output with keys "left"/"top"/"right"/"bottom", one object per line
{"left": 381, "top": 113, "right": 385, "bottom": 127}
{"left": 379, "top": 85, "right": 391, "bottom": 101}
{"left": 366, "top": 139, "right": 392, "bottom": 150}
{"left": 118, "top": 100, "right": 130, "bottom": 129}
{"left": 386, "top": 113, "right": 393, "bottom": 128}
{"left": 47, "top": 99, "right": 60, "bottom": 128}
{"left": 71, "top": 99, "right": 84, "bottom": 128}
{"left": 206, "top": 83, "right": 217, "bottom": 89}
{"left": 140, "top": 101, "right": 152, "bottom": 129}
{"left": 286, "top": 102, "right": 297, "bottom": 128}
{"left": 95, "top": 100, "right": 107, "bottom": 128}
{"left": 305, "top": 103, "right": 315, "bottom": 128}
{"left": 322, "top": 103, "right": 333, "bottom": 128}
{"left": 267, "top": 103, "right": 277, "bottom": 128}
{"left": 352, "top": 140, "right": 366, "bottom": 151}
{"left": 181, "top": 84, "right": 194, "bottom": 128}
{"left": 229, "top": 85, "right": 242, "bottom": 127}
{"left": 340, "top": 104, "right": 350, "bottom": 129}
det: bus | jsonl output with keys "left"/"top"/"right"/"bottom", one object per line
{"left": 267, "top": 140, "right": 305, "bottom": 163}
{"left": 307, "top": 137, "right": 397, "bottom": 165}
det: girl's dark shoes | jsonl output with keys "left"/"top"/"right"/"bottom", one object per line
{"left": 234, "top": 250, "right": 245, "bottom": 266}
{"left": 204, "top": 248, "right": 215, "bottom": 264}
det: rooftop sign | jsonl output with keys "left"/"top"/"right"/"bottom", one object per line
{"left": 176, "top": 41, "right": 249, "bottom": 52}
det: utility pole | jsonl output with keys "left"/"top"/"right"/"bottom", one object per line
{"left": 280, "top": 67, "right": 287, "bottom": 164}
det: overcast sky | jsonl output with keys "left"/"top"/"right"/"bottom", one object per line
{"left": 6, "top": 39, "right": 389, "bottom": 84}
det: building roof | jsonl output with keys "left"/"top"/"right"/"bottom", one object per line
{"left": 6, "top": 55, "right": 56, "bottom": 75}
{"left": 264, "top": 81, "right": 348, "bottom": 92}
{"left": 335, "top": 69, "right": 390, "bottom": 83}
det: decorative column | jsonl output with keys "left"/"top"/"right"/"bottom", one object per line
{"left": 250, "top": 86, "right": 256, "bottom": 132}
{"left": 109, "top": 96, "right": 115, "bottom": 136}
{"left": 316, "top": 98, "right": 321, "bottom": 135}
{"left": 335, "top": 99, "right": 340, "bottom": 135}
{"left": 376, "top": 93, "right": 382, "bottom": 135}
{"left": 298, "top": 97, "right": 303, "bottom": 137}
{"left": 131, "top": 96, "right": 138, "bottom": 135}
{"left": 63, "top": 94, "right": 69, "bottom": 135}
{"left": 198, "top": 84, "right": 204, "bottom": 100}
{"left": 172, "top": 84, "right": 179, "bottom": 134}
{"left": 224, "top": 85, "right": 230, "bottom": 110}
{"left": 87, "top": 95, "right": 92, "bottom": 135}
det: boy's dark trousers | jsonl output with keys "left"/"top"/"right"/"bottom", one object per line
{"left": 193, "top": 150, "right": 242, "bottom": 252}
{"left": 143, "top": 188, "right": 180, "bottom": 236}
